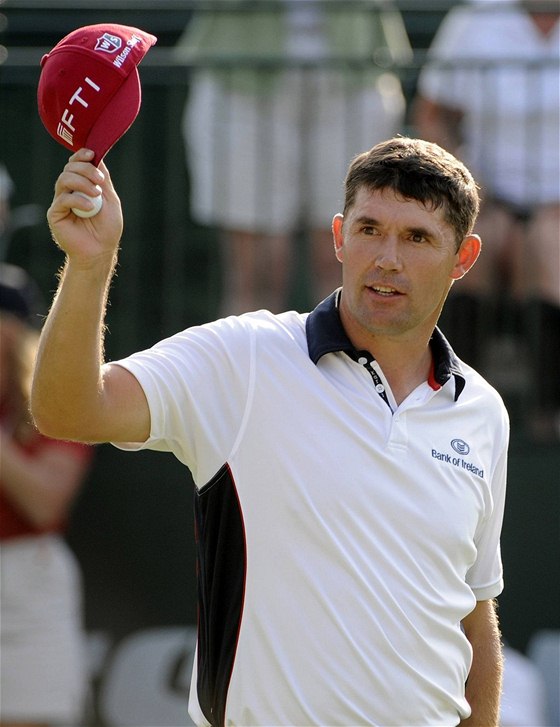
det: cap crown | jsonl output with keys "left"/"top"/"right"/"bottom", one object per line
{"left": 38, "top": 24, "right": 157, "bottom": 164}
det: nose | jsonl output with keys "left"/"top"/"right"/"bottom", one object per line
{"left": 375, "top": 236, "right": 402, "bottom": 272}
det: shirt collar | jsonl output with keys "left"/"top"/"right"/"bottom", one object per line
{"left": 305, "top": 290, "right": 466, "bottom": 401}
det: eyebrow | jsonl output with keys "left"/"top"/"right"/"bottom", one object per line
{"left": 351, "top": 216, "right": 436, "bottom": 239}
{"left": 349, "top": 216, "right": 381, "bottom": 231}
{"left": 407, "top": 226, "right": 434, "bottom": 240}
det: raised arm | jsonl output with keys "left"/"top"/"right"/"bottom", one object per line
{"left": 31, "top": 148, "right": 150, "bottom": 444}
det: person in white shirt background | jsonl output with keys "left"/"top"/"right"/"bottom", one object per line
{"left": 414, "top": 0, "right": 560, "bottom": 442}
{"left": 175, "top": 0, "right": 411, "bottom": 315}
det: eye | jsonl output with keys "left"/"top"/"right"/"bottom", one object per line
{"left": 409, "top": 231, "right": 428, "bottom": 244}
{"left": 361, "top": 225, "right": 377, "bottom": 236}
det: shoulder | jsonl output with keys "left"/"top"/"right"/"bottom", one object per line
{"left": 239, "top": 309, "right": 310, "bottom": 359}
{"left": 460, "top": 358, "right": 506, "bottom": 403}
{"left": 193, "top": 308, "right": 307, "bottom": 343}
{"left": 459, "top": 361, "right": 510, "bottom": 435}
{"left": 135, "top": 309, "right": 308, "bottom": 371}
{"left": 246, "top": 308, "right": 307, "bottom": 334}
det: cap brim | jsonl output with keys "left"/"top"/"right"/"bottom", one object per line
{"left": 85, "top": 68, "right": 142, "bottom": 166}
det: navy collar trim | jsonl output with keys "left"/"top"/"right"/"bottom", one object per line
{"left": 305, "top": 290, "right": 466, "bottom": 401}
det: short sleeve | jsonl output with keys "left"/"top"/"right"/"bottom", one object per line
{"left": 466, "top": 412, "right": 509, "bottom": 601}
{"left": 112, "top": 315, "right": 255, "bottom": 486}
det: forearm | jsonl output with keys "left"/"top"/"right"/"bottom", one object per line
{"left": 31, "top": 150, "right": 149, "bottom": 444}
{"left": 31, "top": 254, "right": 116, "bottom": 441}
{"left": 460, "top": 600, "right": 503, "bottom": 726}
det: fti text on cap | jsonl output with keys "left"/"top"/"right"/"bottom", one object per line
{"left": 37, "top": 24, "right": 157, "bottom": 166}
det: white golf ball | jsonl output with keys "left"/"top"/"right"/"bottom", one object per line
{"left": 72, "top": 192, "right": 103, "bottom": 218}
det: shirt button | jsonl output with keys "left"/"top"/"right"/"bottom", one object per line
{"left": 375, "top": 383, "right": 385, "bottom": 393}
{"left": 358, "top": 356, "right": 368, "bottom": 365}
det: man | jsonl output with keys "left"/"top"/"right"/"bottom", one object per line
{"left": 31, "top": 138, "right": 508, "bottom": 726}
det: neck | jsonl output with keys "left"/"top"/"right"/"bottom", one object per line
{"left": 370, "top": 336, "right": 434, "bottom": 405}
{"left": 337, "top": 293, "right": 440, "bottom": 405}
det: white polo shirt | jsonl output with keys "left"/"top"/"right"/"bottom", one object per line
{"left": 114, "top": 292, "right": 509, "bottom": 727}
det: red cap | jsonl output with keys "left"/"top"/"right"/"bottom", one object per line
{"left": 37, "top": 24, "right": 157, "bottom": 166}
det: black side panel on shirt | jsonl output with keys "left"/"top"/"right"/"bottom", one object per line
{"left": 194, "top": 464, "right": 246, "bottom": 727}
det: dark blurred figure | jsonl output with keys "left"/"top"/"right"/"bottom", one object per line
{"left": 0, "top": 164, "right": 14, "bottom": 252}
{"left": 0, "top": 263, "right": 94, "bottom": 727}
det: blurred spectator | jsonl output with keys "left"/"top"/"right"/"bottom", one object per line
{"left": 0, "top": 163, "right": 14, "bottom": 248}
{"left": 413, "top": 0, "right": 560, "bottom": 441}
{"left": 0, "top": 163, "right": 44, "bottom": 262}
{"left": 175, "top": 0, "right": 411, "bottom": 314}
{"left": 0, "top": 263, "right": 94, "bottom": 727}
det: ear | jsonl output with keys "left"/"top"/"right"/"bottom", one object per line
{"left": 451, "top": 234, "right": 481, "bottom": 280}
{"left": 332, "top": 214, "right": 345, "bottom": 262}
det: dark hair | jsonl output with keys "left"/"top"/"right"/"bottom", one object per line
{"left": 343, "top": 137, "right": 480, "bottom": 248}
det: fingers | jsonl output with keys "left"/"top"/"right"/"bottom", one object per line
{"left": 47, "top": 149, "right": 123, "bottom": 260}
{"left": 49, "top": 149, "right": 113, "bottom": 223}
{"left": 96, "top": 159, "right": 119, "bottom": 205}
{"left": 54, "top": 149, "right": 105, "bottom": 204}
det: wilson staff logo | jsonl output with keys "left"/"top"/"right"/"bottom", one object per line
{"left": 95, "top": 33, "right": 122, "bottom": 54}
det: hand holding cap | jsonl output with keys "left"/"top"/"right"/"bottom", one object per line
{"left": 37, "top": 24, "right": 157, "bottom": 217}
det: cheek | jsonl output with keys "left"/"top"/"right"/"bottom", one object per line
{"left": 413, "top": 259, "right": 454, "bottom": 296}
{"left": 431, "top": 266, "right": 456, "bottom": 300}
{"left": 338, "top": 238, "right": 370, "bottom": 266}
{"left": 420, "top": 249, "right": 457, "bottom": 277}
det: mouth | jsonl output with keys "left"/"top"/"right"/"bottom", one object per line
{"left": 368, "top": 284, "right": 403, "bottom": 298}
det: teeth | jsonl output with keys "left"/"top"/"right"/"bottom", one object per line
{"left": 373, "top": 286, "right": 397, "bottom": 295}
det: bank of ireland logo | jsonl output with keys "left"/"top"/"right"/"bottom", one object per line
{"left": 451, "top": 438, "right": 470, "bottom": 455}
{"left": 95, "top": 33, "right": 122, "bottom": 54}
{"left": 432, "top": 438, "right": 483, "bottom": 478}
